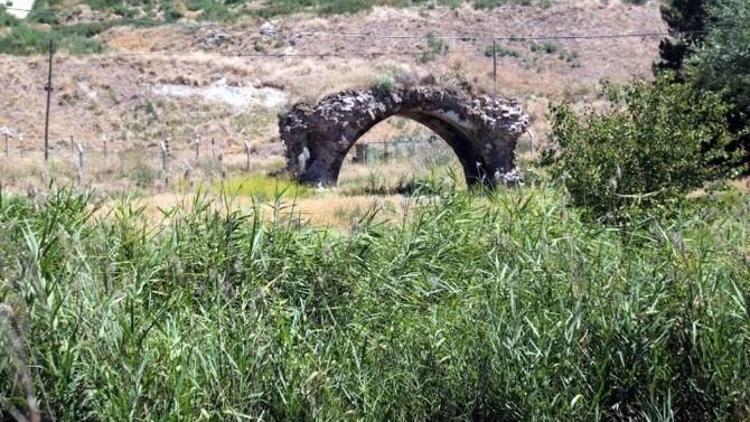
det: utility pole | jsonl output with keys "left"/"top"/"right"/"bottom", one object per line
{"left": 43, "top": 40, "right": 54, "bottom": 162}
{"left": 492, "top": 39, "right": 497, "bottom": 96}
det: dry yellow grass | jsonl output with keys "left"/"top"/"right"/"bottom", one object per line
{"left": 95, "top": 189, "right": 413, "bottom": 230}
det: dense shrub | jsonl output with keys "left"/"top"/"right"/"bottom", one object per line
{"left": 546, "top": 76, "right": 738, "bottom": 221}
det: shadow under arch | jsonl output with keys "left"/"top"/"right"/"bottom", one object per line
{"left": 279, "top": 86, "right": 530, "bottom": 188}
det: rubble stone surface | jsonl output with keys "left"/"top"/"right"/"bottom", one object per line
{"left": 279, "top": 87, "right": 530, "bottom": 187}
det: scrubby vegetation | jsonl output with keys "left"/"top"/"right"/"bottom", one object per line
{"left": 545, "top": 75, "right": 740, "bottom": 222}
{"left": 1, "top": 183, "right": 749, "bottom": 420}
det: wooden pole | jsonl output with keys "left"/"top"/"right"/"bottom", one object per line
{"left": 354, "top": 144, "right": 366, "bottom": 163}
{"left": 218, "top": 152, "right": 226, "bottom": 180}
{"left": 75, "top": 143, "right": 84, "bottom": 185}
{"left": 43, "top": 40, "right": 54, "bottom": 162}
{"left": 194, "top": 136, "right": 201, "bottom": 160}
{"left": 492, "top": 39, "right": 498, "bottom": 95}
{"left": 3, "top": 133, "right": 8, "bottom": 157}
{"left": 159, "top": 142, "right": 168, "bottom": 173}
{"left": 211, "top": 137, "right": 216, "bottom": 158}
{"left": 160, "top": 142, "right": 169, "bottom": 186}
{"left": 102, "top": 134, "right": 108, "bottom": 158}
{"left": 243, "top": 141, "right": 251, "bottom": 171}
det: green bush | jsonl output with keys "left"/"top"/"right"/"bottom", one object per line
{"left": 419, "top": 32, "right": 449, "bottom": 63}
{"left": 185, "top": 0, "right": 234, "bottom": 21}
{"left": 373, "top": 73, "right": 396, "bottom": 91}
{"left": 530, "top": 41, "right": 558, "bottom": 54}
{"left": 483, "top": 44, "right": 520, "bottom": 58}
{"left": 546, "top": 76, "right": 737, "bottom": 221}
{"left": 0, "top": 23, "right": 105, "bottom": 55}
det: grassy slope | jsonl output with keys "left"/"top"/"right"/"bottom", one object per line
{"left": 0, "top": 0, "right": 557, "bottom": 54}
{"left": 1, "top": 185, "right": 748, "bottom": 419}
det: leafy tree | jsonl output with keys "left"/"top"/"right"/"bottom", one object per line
{"left": 654, "top": 0, "right": 708, "bottom": 79}
{"left": 546, "top": 76, "right": 736, "bottom": 221}
{"left": 687, "top": 0, "right": 750, "bottom": 161}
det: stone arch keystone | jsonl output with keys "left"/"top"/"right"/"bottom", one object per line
{"left": 279, "top": 87, "right": 530, "bottom": 187}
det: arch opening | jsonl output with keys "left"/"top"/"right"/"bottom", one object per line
{"left": 336, "top": 115, "right": 466, "bottom": 194}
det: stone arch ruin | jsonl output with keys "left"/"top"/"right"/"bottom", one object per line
{"left": 279, "top": 87, "right": 530, "bottom": 187}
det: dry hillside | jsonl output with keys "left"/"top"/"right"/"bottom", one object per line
{"left": 1, "top": 1, "right": 664, "bottom": 148}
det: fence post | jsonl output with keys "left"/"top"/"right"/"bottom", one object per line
{"left": 218, "top": 152, "right": 226, "bottom": 180}
{"left": 102, "top": 134, "right": 108, "bottom": 158}
{"left": 184, "top": 166, "right": 192, "bottom": 184}
{"left": 159, "top": 142, "right": 169, "bottom": 172}
{"left": 354, "top": 144, "right": 366, "bottom": 163}
{"left": 3, "top": 133, "right": 8, "bottom": 157}
{"left": 18, "top": 133, "right": 23, "bottom": 157}
{"left": 194, "top": 136, "right": 201, "bottom": 160}
{"left": 243, "top": 141, "right": 251, "bottom": 171}
{"left": 75, "top": 143, "right": 84, "bottom": 185}
{"left": 493, "top": 39, "right": 498, "bottom": 95}
{"left": 383, "top": 142, "right": 389, "bottom": 162}
{"left": 160, "top": 142, "right": 170, "bottom": 186}
{"left": 43, "top": 40, "right": 54, "bottom": 162}
{"left": 211, "top": 137, "right": 216, "bottom": 158}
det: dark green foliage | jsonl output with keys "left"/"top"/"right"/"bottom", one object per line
{"left": 0, "top": 24, "right": 105, "bottom": 55}
{"left": 654, "top": 0, "right": 708, "bottom": 78}
{"left": 0, "top": 8, "right": 20, "bottom": 27}
{"left": 1, "top": 186, "right": 749, "bottom": 419}
{"left": 546, "top": 76, "right": 737, "bottom": 221}
{"left": 25, "top": 0, "right": 60, "bottom": 24}
{"left": 687, "top": 0, "right": 750, "bottom": 170}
